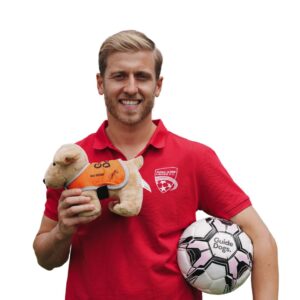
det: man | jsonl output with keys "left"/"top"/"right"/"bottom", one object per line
{"left": 33, "top": 30, "right": 278, "bottom": 299}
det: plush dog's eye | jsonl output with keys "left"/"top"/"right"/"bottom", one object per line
{"left": 53, "top": 162, "right": 56, "bottom": 166}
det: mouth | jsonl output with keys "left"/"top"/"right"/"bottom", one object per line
{"left": 119, "top": 99, "right": 142, "bottom": 106}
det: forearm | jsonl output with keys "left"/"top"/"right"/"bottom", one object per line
{"left": 251, "top": 233, "right": 279, "bottom": 300}
{"left": 231, "top": 207, "right": 279, "bottom": 300}
{"left": 33, "top": 224, "right": 72, "bottom": 270}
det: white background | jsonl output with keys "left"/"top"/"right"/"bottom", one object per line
{"left": 0, "top": 0, "right": 299, "bottom": 299}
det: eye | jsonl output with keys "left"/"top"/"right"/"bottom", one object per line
{"left": 53, "top": 162, "right": 56, "bottom": 166}
{"left": 136, "top": 72, "right": 151, "bottom": 81}
{"left": 112, "top": 73, "right": 126, "bottom": 80}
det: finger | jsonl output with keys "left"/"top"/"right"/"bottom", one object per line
{"left": 76, "top": 214, "right": 99, "bottom": 224}
{"left": 60, "top": 195, "right": 92, "bottom": 209}
{"left": 61, "top": 188, "right": 82, "bottom": 198}
{"left": 65, "top": 203, "right": 96, "bottom": 217}
{"left": 60, "top": 214, "right": 99, "bottom": 231}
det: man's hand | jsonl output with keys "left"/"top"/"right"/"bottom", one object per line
{"left": 57, "top": 189, "right": 100, "bottom": 239}
{"left": 33, "top": 188, "right": 100, "bottom": 270}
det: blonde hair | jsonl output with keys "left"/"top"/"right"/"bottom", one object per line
{"left": 98, "top": 30, "right": 163, "bottom": 79}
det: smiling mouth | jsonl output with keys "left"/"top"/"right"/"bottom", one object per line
{"left": 119, "top": 99, "right": 142, "bottom": 105}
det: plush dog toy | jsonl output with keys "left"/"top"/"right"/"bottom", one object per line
{"left": 43, "top": 144, "right": 150, "bottom": 217}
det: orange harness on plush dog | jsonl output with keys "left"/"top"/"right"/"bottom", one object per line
{"left": 66, "top": 159, "right": 129, "bottom": 192}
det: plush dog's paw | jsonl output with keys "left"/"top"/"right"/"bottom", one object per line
{"left": 108, "top": 200, "right": 139, "bottom": 217}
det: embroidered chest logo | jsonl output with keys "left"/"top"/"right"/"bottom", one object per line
{"left": 154, "top": 167, "right": 178, "bottom": 193}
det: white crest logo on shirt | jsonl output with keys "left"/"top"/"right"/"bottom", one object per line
{"left": 154, "top": 167, "right": 178, "bottom": 193}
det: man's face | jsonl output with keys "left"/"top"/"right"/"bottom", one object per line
{"left": 97, "top": 51, "right": 163, "bottom": 126}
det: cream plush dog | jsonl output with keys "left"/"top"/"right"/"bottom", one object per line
{"left": 43, "top": 144, "right": 150, "bottom": 217}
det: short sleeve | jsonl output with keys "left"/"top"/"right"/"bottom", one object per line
{"left": 196, "top": 147, "right": 251, "bottom": 219}
{"left": 44, "top": 188, "right": 62, "bottom": 221}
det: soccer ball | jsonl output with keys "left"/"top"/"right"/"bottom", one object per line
{"left": 177, "top": 217, "right": 253, "bottom": 294}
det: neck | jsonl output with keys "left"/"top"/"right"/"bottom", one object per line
{"left": 106, "top": 116, "right": 156, "bottom": 159}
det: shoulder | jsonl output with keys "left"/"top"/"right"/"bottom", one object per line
{"left": 75, "top": 121, "right": 108, "bottom": 152}
{"left": 76, "top": 132, "right": 97, "bottom": 150}
{"left": 164, "top": 130, "right": 222, "bottom": 171}
{"left": 74, "top": 132, "right": 101, "bottom": 162}
{"left": 167, "top": 130, "right": 216, "bottom": 157}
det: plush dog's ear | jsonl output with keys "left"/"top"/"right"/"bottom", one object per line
{"left": 133, "top": 156, "right": 144, "bottom": 169}
{"left": 62, "top": 153, "right": 80, "bottom": 165}
{"left": 54, "top": 144, "right": 82, "bottom": 166}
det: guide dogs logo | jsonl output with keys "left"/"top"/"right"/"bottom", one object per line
{"left": 154, "top": 167, "right": 178, "bottom": 193}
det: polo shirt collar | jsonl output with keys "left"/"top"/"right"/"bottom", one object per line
{"left": 93, "top": 119, "right": 168, "bottom": 150}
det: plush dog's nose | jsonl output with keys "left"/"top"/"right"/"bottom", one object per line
{"left": 43, "top": 179, "right": 46, "bottom": 184}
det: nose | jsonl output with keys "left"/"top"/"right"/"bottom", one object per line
{"left": 43, "top": 179, "right": 46, "bottom": 184}
{"left": 124, "top": 75, "right": 138, "bottom": 95}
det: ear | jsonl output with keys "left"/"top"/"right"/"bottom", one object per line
{"left": 155, "top": 76, "right": 163, "bottom": 97}
{"left": 96, "top": 73, "right": 104, "bottom": 95}
{"left": 55, "top": 144, "right": 82, "bottom": 166}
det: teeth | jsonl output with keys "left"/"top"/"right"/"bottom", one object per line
{"left": 121, "top": 100, "right": 139, "bottom": 105}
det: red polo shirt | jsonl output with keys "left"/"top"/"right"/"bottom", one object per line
{"left": 44, "top": 120, "right": 251, "bottom": 300}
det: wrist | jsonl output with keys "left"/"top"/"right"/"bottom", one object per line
{"left": 54, "top": 224, "right": 73, "bottom": 242}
